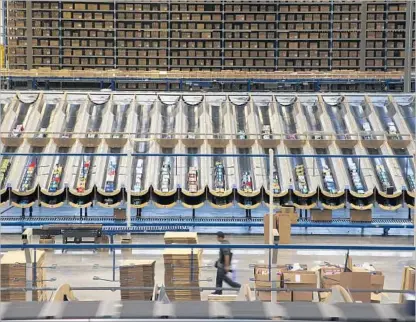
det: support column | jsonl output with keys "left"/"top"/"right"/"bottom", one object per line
{"left": 404, "top": 1, "right": 414, "bottom": 93}
{"left": 126, "top": 138, "right": 132, "bottom": 238}
{"left": 268, "top": 148, "right": 277, "bottom": 303}
{"left": 359, "top": 1, "right": 368, "bottom": 74}
{"left": 26, "top": 0, "right": 33, "bottom": 69}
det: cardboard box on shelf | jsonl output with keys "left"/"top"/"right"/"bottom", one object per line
{"left": 311, "top": 209, "right": 332, "bottom": 222}
{"left": 350, "top": 209, "right": 372, "bottom": 222}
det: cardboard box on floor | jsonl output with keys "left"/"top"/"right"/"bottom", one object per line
{"left": 284, "top": 271, "right": 317, "bottom": 302}
{"left": 254, "top": 264, "right": 291, "bottom": 302}
{"left": 254, "top": 264, "right": 307, "bottom": 302}
{"left": 340, "top": 271, "right": 372, "bottom": 303}
{"left": 315, "top": 259, "right": 385, "bottom": 303}
{"left": 399, "top": 266, "right": 415, "bottom": 303}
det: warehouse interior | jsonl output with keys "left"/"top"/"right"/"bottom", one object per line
{"left": 0, "top": 1, "right": 415, "bottom": 321}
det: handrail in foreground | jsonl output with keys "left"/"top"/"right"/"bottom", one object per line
{"left": 0, "top": 243, "right": 414, "bottom": 251}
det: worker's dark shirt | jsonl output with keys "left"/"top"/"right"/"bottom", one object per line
{"left": 219, "top": 239, "right": 232, "bottom": 264}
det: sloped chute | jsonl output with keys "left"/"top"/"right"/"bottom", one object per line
{"left": 252, "top": 95, "right": 272, "bottom": 107}
{"left": 275, "top": 96, "right": 296, "bottom": 106}
{"left": 66, "top": 94, "right": 87, "bottom": 105}
{"left": 206, "top": 95, "right": 226, "bottom": 105}
{"left": 43, "top": 93, "right": 63, "bottom": 105}
{"left": 322, "top": 96, "right": 344, "bottom": 106}
{"left": 136, "top": 95, "right": 157, "bottom": 105}
{"left": 113, "top": 94, "right": 134, "bottom": 105}
{"left": 88, "top": 94, "right": 110, "bottom": 105}
{"left": 229, "top": 95, "right": 250, "bottom": 106}
{"left": 158, "top": 95, "right": 180, "bottom": 106}
{"left": 182, "top": 95, "right": 204, "bottom": 106}
{"left": 17, "top": 93, "right": 39, "bottom": 104}
{"left": 0, "top": 92, "right": 17, "bottom": 104}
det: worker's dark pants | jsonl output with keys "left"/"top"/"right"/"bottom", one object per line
{"left": 215, "top": 267, "right": 241, "bottom": 294}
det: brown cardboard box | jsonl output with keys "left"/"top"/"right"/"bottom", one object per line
{"left": 340, "top": 272, "right": 372, "bottom": 303}
{"left": 114, "top": 208, "right": 126, "bottom": 220}
{"left": 285, "top": 271, "right": 317, "bottom": 302}
{"left": 277, "top": 207, "right": 298, "bottom": 224}
{"left": 278, "top": 214, "right": 291, "bottom": 244}
{"left": 254, "top": 264, "right": 296, "bottom": 302}
{"left": 400, "top": 266, "right": 415, "bottom": 303}
{"left": 350, "top": 209, "right": 372, "bottom": 222}
{"left": 318, "top": 266, "right": 342, "bottom": 301}
{"left": 311, "top": 209, "right": 332, "bottom": 222}
{"left": 320, "top": 267, "right": 342, "bottom": 288}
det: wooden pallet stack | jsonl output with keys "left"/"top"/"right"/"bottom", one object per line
{"left": 164, "top": 232, "right": 199, "bottom": 244}
{"left": 119, "top": 260, "right": 155, "bottom": 301}
{"left": 1, "top": 250, "right": 47, "bottom": 302}
{"left": 163, "top": 249, "right": 202, "bottom": 301}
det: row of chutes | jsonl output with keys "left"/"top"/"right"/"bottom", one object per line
{"left": 0, "top": 184, "right": 413, "bottom": 210}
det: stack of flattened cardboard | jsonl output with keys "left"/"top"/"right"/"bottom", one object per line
{"left": 1, "top": 250, "right": 47, "bottom": 302}
{"left": 163, "top": 249, "right": 201, "bottom": 301}
{"left": 399, "top": 266, "right": 415, "bottom": 303}
{"left": 164, "top": 232, "right": 198, "bottom": 244}
{"left": 119, "top": 260, "right": 155, "bottom": 301}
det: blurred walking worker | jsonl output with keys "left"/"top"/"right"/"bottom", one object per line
{"left": 212, "top": 231, "right": 241, "bottom": 295}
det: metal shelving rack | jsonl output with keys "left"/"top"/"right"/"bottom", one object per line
{"left": 6, "top": 0, "right": 415, "bottom": 73}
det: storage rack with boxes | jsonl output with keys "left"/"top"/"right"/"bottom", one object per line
{"left": 7, "top": 0, "right": 28, "bottom": 69}
{"left": 5, "top": 1, "right": 415, "bottom": 82}
{"left": 116, "top": 2, "right": 168, "bottom": 71}
{"left": 171, "top": 2, "right": 222, "bottom": 71}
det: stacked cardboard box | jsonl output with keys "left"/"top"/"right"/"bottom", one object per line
{"left": 318, "top": 266, "right": 343, "bottom": 301}
{"left": 119, "top": 260, "right": 155, "bottom": 301}
{"left": 254, "top": 264, "right": 291, "bottom": 302}
{"left": 284, "top": 271, "right": 318, "bottom": 301}
{"left": 254, "top": 264, "right": 314, "bottom": 302}
{"left": 316, "top": 262, "right": 385, "bottom": 303}
{"left": 164, "top": 232, "right": 198, "bottom": 244}
{"left": 399, "top": 266, "right": 415, "bottom": 303}
{"left": 1, "top": 250, "right": 47, "bottom": 302}
{"left": 264, "top": 207, "right": 298, "bottom": 244}
{"left": 163, "top": 249, "right": 201, "bottom": 301}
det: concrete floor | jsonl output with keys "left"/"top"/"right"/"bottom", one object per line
{"left": 0, "top": 234, "right": 414, "bottom": 303}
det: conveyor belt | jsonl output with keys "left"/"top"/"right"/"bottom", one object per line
{"left": 0, "top": 216, "right": 413, "bottom": 229}
{"left": 0, "top": 301, "right": 413, "bottom": 321}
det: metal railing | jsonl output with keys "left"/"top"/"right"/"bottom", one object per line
{"left": 0, "top": 131, "right": 414, "bottom": 141}
{"left": 0, "top": 152, "right": 412, "bottom": 159}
